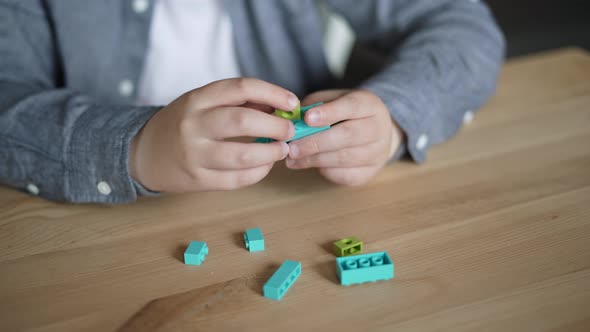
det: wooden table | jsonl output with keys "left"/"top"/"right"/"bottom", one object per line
{"left": 1, "top": 48, "right": 589, "bottom": 332}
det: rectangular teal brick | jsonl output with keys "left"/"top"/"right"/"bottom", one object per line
{"left": 289, "top": 120, "right": 330, "bottom": 142}
{"left": 184, "top": 241, "right": 208, "bottom": 266}
{"left": 263, "top": 260, "right": 301, "bottom": 301}
{"left": 336, "top": 251, "right": 394, "bottom": 286}
{"left": 244, "top": 227, "right": 265, "bottom": 252}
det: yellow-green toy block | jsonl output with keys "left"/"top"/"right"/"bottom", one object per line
{"left": 274, "top": 106, "right": 301, "bottom": 120}
{"left": 333, "top": 236, "right": 363, "bottom": 257}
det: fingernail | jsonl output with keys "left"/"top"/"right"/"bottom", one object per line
{"left": 289, "top": 144, "right": 300, "bottom": 158}
{"left": 286, "top": 157, "right": 295, "bottom": 168}
{"left": 288, "top": 94, "right": 299, "bottom": 109}
{"left": 281, "top": 142, "right": 289, "bottom": 157}
{"left": 308, "top": 111, "right": 319, "bottom": 124}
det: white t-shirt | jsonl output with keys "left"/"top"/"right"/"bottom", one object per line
{"left": 136, "top": 0, "right": 241, "bottom": 106}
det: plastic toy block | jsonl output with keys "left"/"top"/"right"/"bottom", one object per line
{"left": 184, "top": 241, "right": 209, "bottom": 266}
{"left": 274, "top": 107, "right": 301, "bottom": 120}
{"left": 255, "top": 102, "right": 329, "bottom": 143}
{"left": 336, "top": 251, "right": 394, "bottom": 286}
{"left": 244, "top": 227, "right": 265, "bottom": 252}
{"left": 263, "top": 260, "right": 301, "bottom": 301}
{"left": 333, "top": 236, "right": 363, "bottom": 257}
{"left": 289, "top": 120, "right": 330, "bottom": 142}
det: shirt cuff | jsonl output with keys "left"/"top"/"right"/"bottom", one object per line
{"left": 65, "top": 103, "right": 161, "bottom": 204}
{"left": 360, "top": 81, "right": 430, "bottom": 163}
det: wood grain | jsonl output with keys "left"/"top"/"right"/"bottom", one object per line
{"left": 0, "top": 48, "right": 589, "bottom": 332}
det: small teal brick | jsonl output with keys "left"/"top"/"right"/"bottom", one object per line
{"left": 244, "top": 227, "right": 265, "bottom": 252}
{"left": 336, "top": 251, "right": 394, "bottom": 286}
{"left": 289, "top": 120, "right": 330, "bottom": 142}
{"left": 263, "top": 260, "right": 301, "bottom": 301}
{"left": 184, "top": 241, "right": 209, "bottom": 266}
{"left": 255, "top": 102, "right": 329, "bottom": 143}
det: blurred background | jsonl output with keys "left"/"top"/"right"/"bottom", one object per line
{"left": 325, "top": 0, "right": 590, "bottom": 84}
{"left": 489, "top": 0, "right": 590, "bottom": 57}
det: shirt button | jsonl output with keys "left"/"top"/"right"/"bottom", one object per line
{"left": 97, "top": 181, "right": 112, "bottom": 196}
{"left": 416, "top": 134, "right": 429, "bottom": 151}
{"left": 463, "top": 110, "right": 474, "bottom": 125}
{"left": 119, "top": 79, "right": 134, "bottom": 97}
{"left": 26, "top": 183, "right": 40, "bottom": 195}
{"left": 132, "top": 0, "right": 150, "bottom": 14}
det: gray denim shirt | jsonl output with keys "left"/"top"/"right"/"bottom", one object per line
{"left": 0, "top": 0, "right": 505, "bottom": 203}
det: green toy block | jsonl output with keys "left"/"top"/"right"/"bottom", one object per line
{"left": 255, "top": 102, "right": 329, "bottom": 143}
{"left": 244, "top": 227, "right": 265, "bottom": 252}
{"left": 274, "top": 107, "right": 301, "bottom": 120}
{"left": 263, "top": 260, "right": 301, "bottom": 301}
{"left": 184, "top": 241, "right": 209, "bottom": 266}
{"left": 333, "top": 236, "right": 363, "bottom": 257}
{"left": 336, "top": 251, "right": 394, "bottom": 286}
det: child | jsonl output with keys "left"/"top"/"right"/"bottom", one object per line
{"left": 0, "top": 0, "right": 505, "bottom": 203}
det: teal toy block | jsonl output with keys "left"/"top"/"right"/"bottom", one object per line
{"left": 289, "top": 120, "right": 330, "bottom": 142}
{"left": 255, "top": 102, "right": 329, "bottom": 143}
{"left": 336, "top": 251, "right": 394, "bottom": 286}
{"left": 263, "top": 260, "right": 301, "bottom": 301}
{"left": 244, "top": 227, "right": 265, "bottom": 252}
{"left": 184, "top": 241, "right": 209, "bottom": 266}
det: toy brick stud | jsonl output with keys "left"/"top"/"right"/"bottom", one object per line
{"left": 244, "top": 228, "right": 265, "bottom": 252}
{"left": 184, "top": 241, "right": 209, "bottom": 266}
{"left": 333, "top": 236, "right": 363, "bottom": 257}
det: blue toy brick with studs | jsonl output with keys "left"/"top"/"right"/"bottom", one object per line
{"left": 183, "top": 241, "right": 209, "bottom": 266}
{"left": 244, "top": 228, "right": 265, "bottom": 252}
{"left": 336, "top": 251, "right": 394, "bottom": 286}
{"left": 263, "top": 260, "right": 301, "bottom": 301}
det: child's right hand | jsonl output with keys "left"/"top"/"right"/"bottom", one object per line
{"left": 129, "top": 78, "right": 299, "bottom": 192}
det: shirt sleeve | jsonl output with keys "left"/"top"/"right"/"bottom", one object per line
{"left": 326, "top": 0, "right": 506, "bottom": 162}
{"left": 0, "top": 1, "right": 160, "bottom": 203}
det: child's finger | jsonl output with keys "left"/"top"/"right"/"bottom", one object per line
{"left": 191, "top": 78, "right": 299, "bottom": 111}
{"left": 286, "top": 142, "right": 383, "bottom": 169}
{"left": 196, "top": 164, "right": 274, "bottom": 191}
{"left": 288, "top": 119, "right": 379, "bottom": 159}
{"left": 301, "top": 90, "right": 349, "bottom": 106}
{"left": 201, "top": 107, "right": 294, "bottom": 141}
{"left": 304, "top": 91, "right": 378, "bottom": 127}
{"left": 319, "top": 166, "right": 380, "bottom": 186}
{"left": 202, "top": 141, "right": 289, "bottom": 170}
{"left": 241, "top": 102, "right": 275, "bottom": 113}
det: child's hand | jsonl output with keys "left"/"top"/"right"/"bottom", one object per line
{"left": 286, "top": 89, "right": 404, "bottom": 185}
{"left": 130, "top": 78, "right": 299, "bottom": 192}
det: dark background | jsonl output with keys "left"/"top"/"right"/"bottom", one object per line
{"left": 341, "top": 0, "right": 589, "bottom": 85}
{"left": 489, "top": 0, "right": 590, "bottom": 57}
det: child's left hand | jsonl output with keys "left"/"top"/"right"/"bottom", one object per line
{"left": 286, "top": 89, "right": 404, "bottom": 185}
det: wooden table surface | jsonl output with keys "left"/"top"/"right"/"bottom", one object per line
{"left": 1, "top": 48, "right": 590, "bottom": 332}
